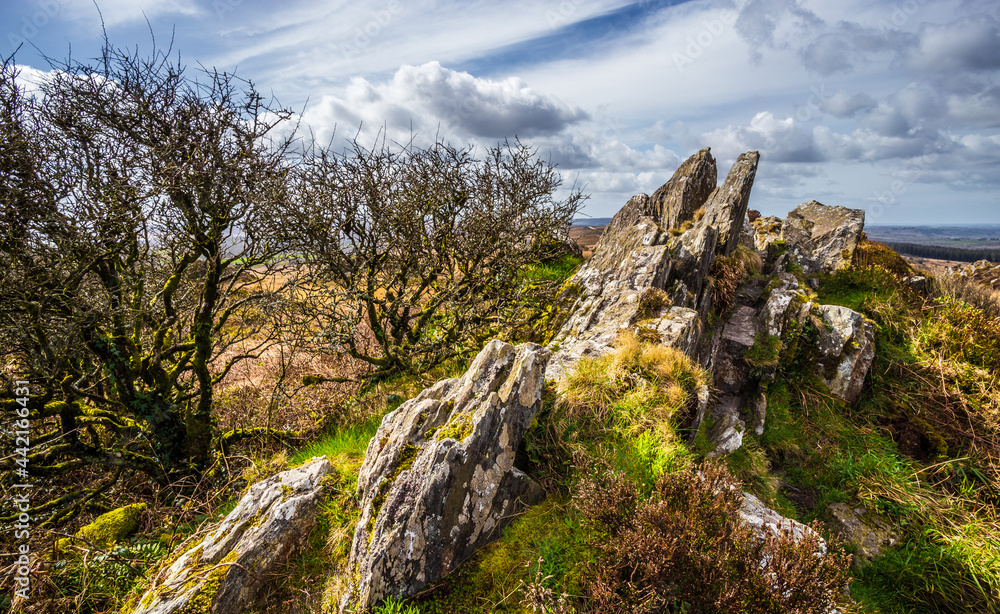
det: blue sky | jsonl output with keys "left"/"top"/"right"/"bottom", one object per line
{"left": 4, "top": 0, "right": 999, "bottom": 224}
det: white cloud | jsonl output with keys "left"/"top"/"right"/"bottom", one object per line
{"left": 70, "top": 0, "right": 202, "bottom": 27}
{"left": 294, "top": 62, "right": 587, "bottom": 147}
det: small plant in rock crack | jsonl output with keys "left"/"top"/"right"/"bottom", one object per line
{"left": 519, "top": 557, "right": 575, "bottom": 614}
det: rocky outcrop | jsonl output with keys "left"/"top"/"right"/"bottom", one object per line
{"left": 826, "top": 502, "right": 897, "bottom": 565}
{"left": 648, "top": 147, "right": 717, "bottom": 230}
{"left": 698, "top": 263, "right": 877, "bottom": 456}
{"left": 702, "top": 151, "right": 760, "bottom": 257}
{"left": 781, "top": 201, "right": 865, "bottom": 274}
{"left": 545, "top": 148, "right": 761, "bottom": 381}
{"left": 341, "top": 340, "right": 549, "bottom": 612}
{"left": 812, "top": 305, "right": 875, "bottom": 403}
{"left": 131, "top": 458, "right": 332, "bottom": 614}
{"left": 545, "top": 194, "right": 684, "bottom": 381}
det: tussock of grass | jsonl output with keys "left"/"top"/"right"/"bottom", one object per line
{"left": 562, "top": 331, "right": 708, "bottom": 446}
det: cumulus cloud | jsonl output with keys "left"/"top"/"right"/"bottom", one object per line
{"left": 703, "top": 109, "right": 962, "bottom": 167}
{"left": 702, "top": 111, "right": 824, "bottom": 163}
{"left": 297, "top": 62, "right": 587, "bottom": 145}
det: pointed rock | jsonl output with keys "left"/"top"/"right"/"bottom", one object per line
{"left": 341, "top": 340, "right": 550, "bottom": 612}
{"left": 649, "top": 147, "right": 717, "bottom": 230}
{"left": 702, "top": 151, "right": 760, "bottom": 256}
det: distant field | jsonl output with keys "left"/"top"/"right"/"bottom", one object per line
{"left": 866, "top": 225, "right": 1000, "bottom": 250}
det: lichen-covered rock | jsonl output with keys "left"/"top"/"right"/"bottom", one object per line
{"left": 543, "top": 148, "right": 757, "bottom": 381}
{"left": 545, "top": 196, "right": 676, "bottom": 381}
{"left": 701, "top": 151, "right": 759, "bottom": 256}
{"left": 341, "top": 340, "right": 550, "bottom": 612}
{"left": 639, "top": 306, "right": 702, "bottom": 357}
{"left": 826, "top": 502, "right": 898, "bottom": 565}
{"left": 760, "top": 273, "right": 804, "bottom": 338}
{"left": 546, "top": 150, "right": 730, "bottom": 380}
{"left": 740, "top": 492, "right": 824, "bottom": 549}
{"left": 812, "top": 305, "right": 875, "bottom": 403}
{"left": 781, "top": 201, "right": 865, "bottom": 274}
{"left": 131, "top": 457, "right": 332, "bottom": 614}
{"left": 751, "top": 215, "right": 783, "bottom": 251}
{"left": 649, "top": 147, "right": 717, "bottom": 230}
{"left": 665, "top": 221, "right": 719, "bottom": 314}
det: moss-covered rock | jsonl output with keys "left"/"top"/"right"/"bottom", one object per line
{"left": 58, "top": 503, "right": 146, "bottom": 554}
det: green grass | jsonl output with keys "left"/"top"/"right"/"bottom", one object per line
{"left": 289, "top": 414, "right": 382, "bottom": 468}
{"left": 519, "top": 253, "right": 583, "bottom": 284}
{"left": 413, "top": 497, "right": 599, "bottom": 614}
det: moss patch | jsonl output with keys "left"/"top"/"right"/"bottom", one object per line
{"left": 58, "top": 503, "right": 146, "bottom": 553}
{"left": 433, "top": 412, "right": 474, "bottom": 442}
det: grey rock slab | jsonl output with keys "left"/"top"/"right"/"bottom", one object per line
{"left": 341, "top": 340, "right": 550, "bottom": 612}
{"left": 648, "top": 147, "right": 717, "bottom": 230}
{"left": 781, "top": 201, "right": 865, "bottom": 274}
{"left": 131, "top": 457, "right": 333, "bottom": 614}
{"left": 702, "top": 151, "right": 760, "bottom": 256}
{"left": 813, "top": 305, "right": 876, "bottom": 403}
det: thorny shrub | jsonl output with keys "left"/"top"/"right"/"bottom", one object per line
{"left": 575, "top": 462, "right": 852, "bottom": 614}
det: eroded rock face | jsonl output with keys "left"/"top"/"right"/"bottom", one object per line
{"left": 131, "top": 458, "right": 332, "bottom": 614}
{"left": 812, "top": 305, "right": 875, "bottom": 403}
{"left": 781, "top": 201, "right": 865, "bottom": 274}
{"left": 341, "top": 340, "right": 550, "bottom": 612}
{"left": 701, "top": 151, "right": 760, "bottom": 256}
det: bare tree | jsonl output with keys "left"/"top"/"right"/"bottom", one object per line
{"left": 0, "top": 43, "right": 297, "bottom": 520}
{"left": 286, "top": 136, "right": 585, "bottom": 383}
